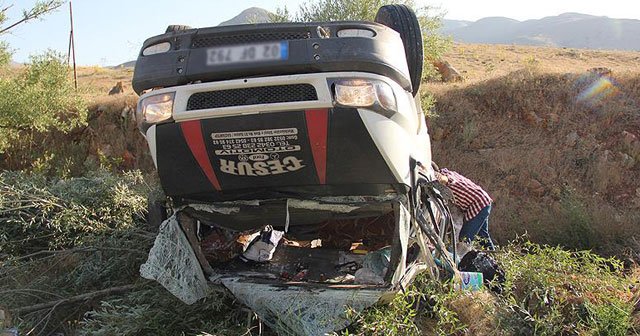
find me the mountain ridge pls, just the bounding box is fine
[112,10,640,68]
[442,13,640,50]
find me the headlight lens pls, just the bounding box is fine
[334,79,396,111]
[337,28,375,38]
[137,92,175,131]
[142,42,171,56]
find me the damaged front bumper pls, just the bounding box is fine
[140,195,433,335]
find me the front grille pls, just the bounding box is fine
[187,84,318,110]
[192,31,311,48]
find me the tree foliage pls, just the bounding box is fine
[0,0,63,35]
[0,51,86,152]
[271,0,450,77]
[0,1,85,153]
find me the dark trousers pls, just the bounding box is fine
[459,204,495,250]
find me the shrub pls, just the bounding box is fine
[496,241,634,335]
[0,170,148,256]
[0,52,87,153]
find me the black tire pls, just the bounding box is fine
[374,4,424,96]
[165,25,192,33]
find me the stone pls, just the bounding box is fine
[588,67,612,77]
[546,113,560,128]
[565,130,579,147]
[108,81,124,95]
[522,110,542,126]
[617,152,636,169]
[527,178,545,197]
[433,60,463,82]
[550,187,562,200]
[431,127,445,141]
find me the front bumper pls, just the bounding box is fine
[132,21,411,94]
[142,72,430,202]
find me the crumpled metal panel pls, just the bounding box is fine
[140,215,211,304]
[221,278,386,336]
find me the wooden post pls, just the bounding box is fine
[69,1,77,90]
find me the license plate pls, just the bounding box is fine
[206,41,288,66]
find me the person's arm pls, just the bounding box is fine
[435,171,449,185]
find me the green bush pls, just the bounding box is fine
[496,241,634,336]
[78,286,244,336]
[0,170,251,336]
[346,241,636,336]
[0,51,86,153]
[0,170,148,256]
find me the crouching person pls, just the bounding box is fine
[432,163,495,250]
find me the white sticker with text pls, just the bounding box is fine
[219,156,305,176]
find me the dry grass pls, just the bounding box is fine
[426,43,640,256]
[446,291,501,335]
[430,43,640,85]
[76,66,135,97]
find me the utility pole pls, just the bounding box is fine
[68,1,78,90]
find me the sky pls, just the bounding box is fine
[2,0,639,66]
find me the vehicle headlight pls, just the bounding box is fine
[136,92,175,132]
[142,42,171,56]
[333,79,396,111]
[337,28,375,38]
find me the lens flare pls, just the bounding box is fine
[576,75,619,106]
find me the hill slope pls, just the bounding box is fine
[426,44,640,253]
[218,7,272,26]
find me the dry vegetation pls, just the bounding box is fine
[425,43,640,256]
[2,43,640,335]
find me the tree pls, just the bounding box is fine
[0,0,64,35]
[270,0,450,79]
[0,1,86,154]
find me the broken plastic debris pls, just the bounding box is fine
[292,269,309,281]
[355,267,385,285]
[355,247,391,285]
[325,274,356,283]
[362,247,391,275]
[458,271,483,291]
[140,214,211,304]
[189,203,239,215]
[240,225,284,262]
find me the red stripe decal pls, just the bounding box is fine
[305,109,329,184]
[180,120,221,191]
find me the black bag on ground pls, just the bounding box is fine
[458,250,506,293]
